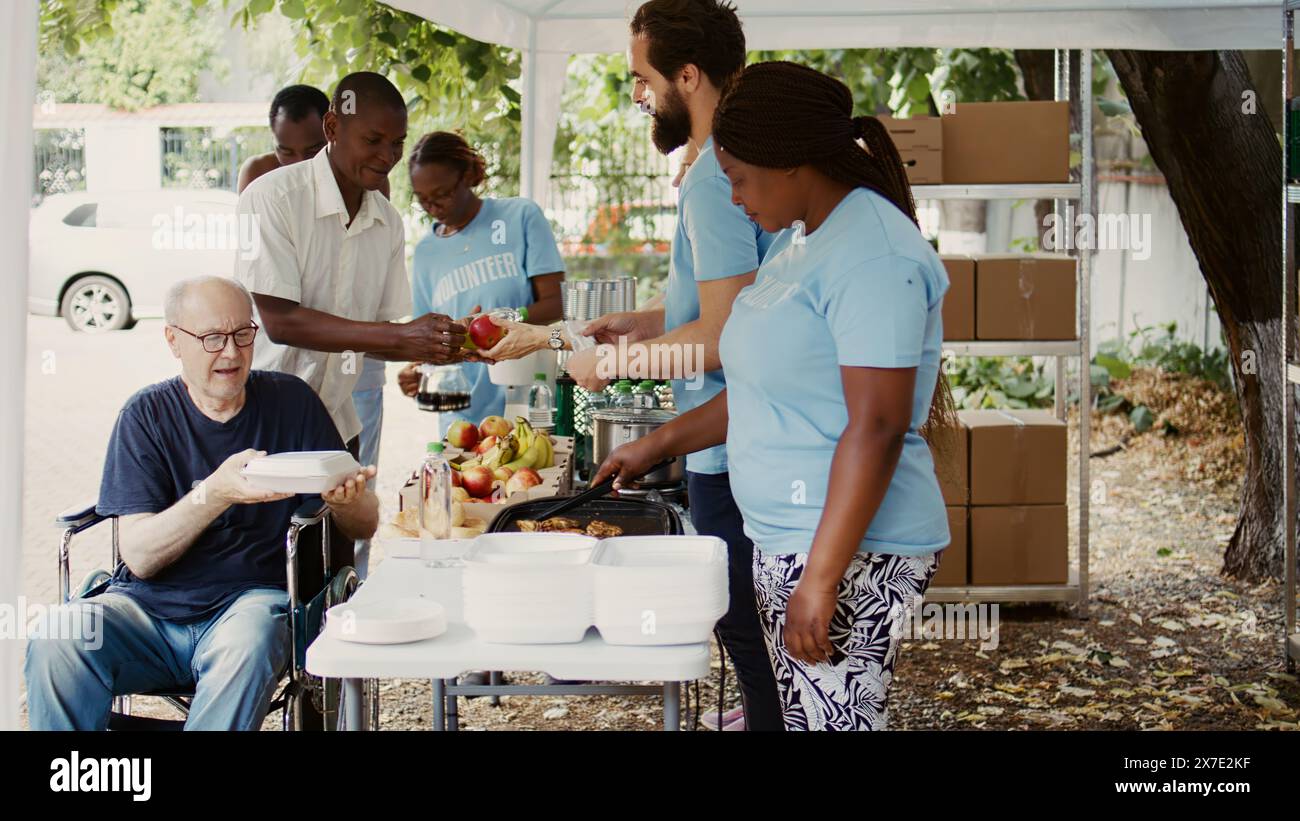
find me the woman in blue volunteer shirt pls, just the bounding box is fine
[397,132,565,435]
[594,62,958,731]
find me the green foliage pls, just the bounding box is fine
[39,0,225,110]
[228,0,524,197]
[1090,321,1230,434]
[946,356,1055,410]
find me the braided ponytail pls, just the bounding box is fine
[713,61,956,447]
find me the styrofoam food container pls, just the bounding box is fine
[242,450,361,494]
[592,536,728,568]
[463,533,597,566]
[420,537,473,565]
[324,598,446,644]
[466,618,592,645]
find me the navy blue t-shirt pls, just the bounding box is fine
[96,371,345,622]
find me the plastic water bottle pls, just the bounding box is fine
[611,380,635,409]
[528,372,554,429]
[419,442,452,560]
[633,380,658,409]
[504,383,530,422]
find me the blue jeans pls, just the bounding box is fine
[352,384,384,579]
[25,587,289,731]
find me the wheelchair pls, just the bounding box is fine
[54,497,379,731]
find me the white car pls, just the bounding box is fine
[29,190,242,332]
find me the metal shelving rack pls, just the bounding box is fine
[920,49,1092,609]
[1282,2,1299,671]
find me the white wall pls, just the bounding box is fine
[82,122,162,192]
[983,180,1223,354]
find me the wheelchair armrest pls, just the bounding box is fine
[56,499,106,532]
[291,498,330,528]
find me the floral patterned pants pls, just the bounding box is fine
[752,550,939,731]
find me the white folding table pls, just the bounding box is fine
[305,544,711,730]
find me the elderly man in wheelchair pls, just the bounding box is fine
[25,275,379,731]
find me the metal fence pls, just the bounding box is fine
[160,126,272,192]
[33,128,87,204]
[543,119,677,259]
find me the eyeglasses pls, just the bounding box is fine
[171,323,259,354]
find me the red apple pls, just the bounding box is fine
[505,467,542,496]
[460,466,494,499]
[473,434,498,456]
[450,469,463,488]
[493,466,514,483]
[478,416,512,439]
[468,314,507,350]
[446,419,479,450]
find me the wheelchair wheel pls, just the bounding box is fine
[320,567,378,730]
[75,569,112,599]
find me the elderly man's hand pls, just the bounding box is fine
[323,466,378,509]
[207,449,296,506]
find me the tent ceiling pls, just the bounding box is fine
[386,0,1280,52]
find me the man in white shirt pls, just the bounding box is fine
[236,72,464,570]
[236,71,464,444]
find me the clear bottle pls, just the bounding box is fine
[419,441,452,555]
[633,380,658,409]
[611,380,635,409]
[528,372,554,428]
[504,383,531,423]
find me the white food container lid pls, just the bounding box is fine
[242,450,359,479]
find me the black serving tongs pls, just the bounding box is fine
[531,458,677,523]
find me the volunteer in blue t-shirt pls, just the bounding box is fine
[396,132,564,437]
[594,62,959,731]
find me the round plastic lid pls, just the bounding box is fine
[590,407,676,424]
[428,442,444,453]
[534,372,547,380]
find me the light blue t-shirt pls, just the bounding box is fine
[665,135,773,474]
[412,197,564,437]
[719,187,950,557]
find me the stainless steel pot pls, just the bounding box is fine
[589,407,685,486]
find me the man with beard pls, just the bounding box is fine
[567,0,781,732]
[235,72,465,571]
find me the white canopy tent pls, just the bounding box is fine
[384,0,1282,205]
[0,0,1284,729]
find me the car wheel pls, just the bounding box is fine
[60,275,132,333]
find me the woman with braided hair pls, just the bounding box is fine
[594,61,956,730]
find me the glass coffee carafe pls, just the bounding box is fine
[416,365,471,412]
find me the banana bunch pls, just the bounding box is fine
[504,416,554,470]
[457,433,518,471]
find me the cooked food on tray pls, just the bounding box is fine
[514,517,624,537]
[585,520,624,538]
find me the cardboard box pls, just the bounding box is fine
[940,255,975,340]
[973,254,1076,340]
[960,409,1067,505]
[941,101,1070,184]
[879,115,943,184]
[929,416,968,505]
[970,504,1068,585]
[933,506,968,587]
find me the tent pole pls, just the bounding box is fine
[520,19,538,200]
[1,0,38,731]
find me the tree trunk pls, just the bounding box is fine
[1107,49,1286,582]
[1014,50,1059,238]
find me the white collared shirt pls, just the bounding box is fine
[234,147,411,442]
